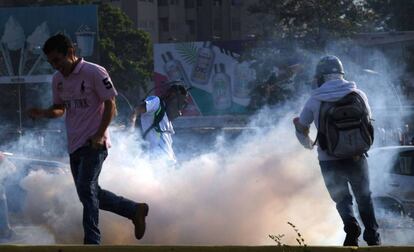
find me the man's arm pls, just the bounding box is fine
[293,100,316,150]
[90,97,116,147]
[28,104,65,119]
[129,103,146,129]
[293,117,314,150]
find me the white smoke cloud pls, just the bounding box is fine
[1,42,413,247]
[10,107,344,245]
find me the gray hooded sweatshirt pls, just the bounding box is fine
[297,78,371,161]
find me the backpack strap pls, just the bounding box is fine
[142,98,167,139]
[314,100,330,149]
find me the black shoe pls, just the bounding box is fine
[343,220,361,246]
[343,234,359,246]
[364,229,381,246]
[132,203,149,240]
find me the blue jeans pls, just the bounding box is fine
[70,145,138,244]
[319,157,380,244]
[319,157,380,245]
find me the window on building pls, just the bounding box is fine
[186,20,195,34]
[231,17,241,31]
[185,0,195,8]
[159,18,169,32]
[213,0,222,6]
[158,0,168,6]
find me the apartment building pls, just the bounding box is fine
[0,0,261,43]
[107,0,260,43]
[159,0,260,42]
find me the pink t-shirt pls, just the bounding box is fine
[52,58,117,154]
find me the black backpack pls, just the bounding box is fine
[316,92,374,158]
[142,85,188,139]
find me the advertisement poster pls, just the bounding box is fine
[0,5,98,84]
[0,5,98,134]
[154,40,258,116]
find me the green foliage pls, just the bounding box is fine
[242,41,312,110]
[365,0,414,31]
[248,0,374,48]
[365,0,414,72]
[243,0,379,108]
[98,3,153,96]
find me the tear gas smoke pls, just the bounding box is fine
[15,110,343,245]
[1,41,413,246]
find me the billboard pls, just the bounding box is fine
[154,40,260,116]
[0,5,98,137]
[0,5,98,84]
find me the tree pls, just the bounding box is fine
[365,0,414,73]
[98,3,153,96]
[247,0,375,48]
[242,0,377,108]
[365,0,414,31]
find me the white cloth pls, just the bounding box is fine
[298,79,372,161]
[140,96,177,163]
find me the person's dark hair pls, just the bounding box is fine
[168,84,188,96]
[42,33,74,55]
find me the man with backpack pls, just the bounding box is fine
[130,84,188,164]
[293,55,381,246]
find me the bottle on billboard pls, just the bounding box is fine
[191,41,215,85]
[212,63,232,111]
[233,61,255,99]
[162,51,191,88]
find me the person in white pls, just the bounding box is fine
[130,94,179,164]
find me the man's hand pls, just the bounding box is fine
[293,116,313,150]
[28,105,65,119]
[90,133,105,149]
[293,117,309,135]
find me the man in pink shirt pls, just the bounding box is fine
[29,34,148,244]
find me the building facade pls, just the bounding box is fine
[157,0,260,42]
[0,0,261,43]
